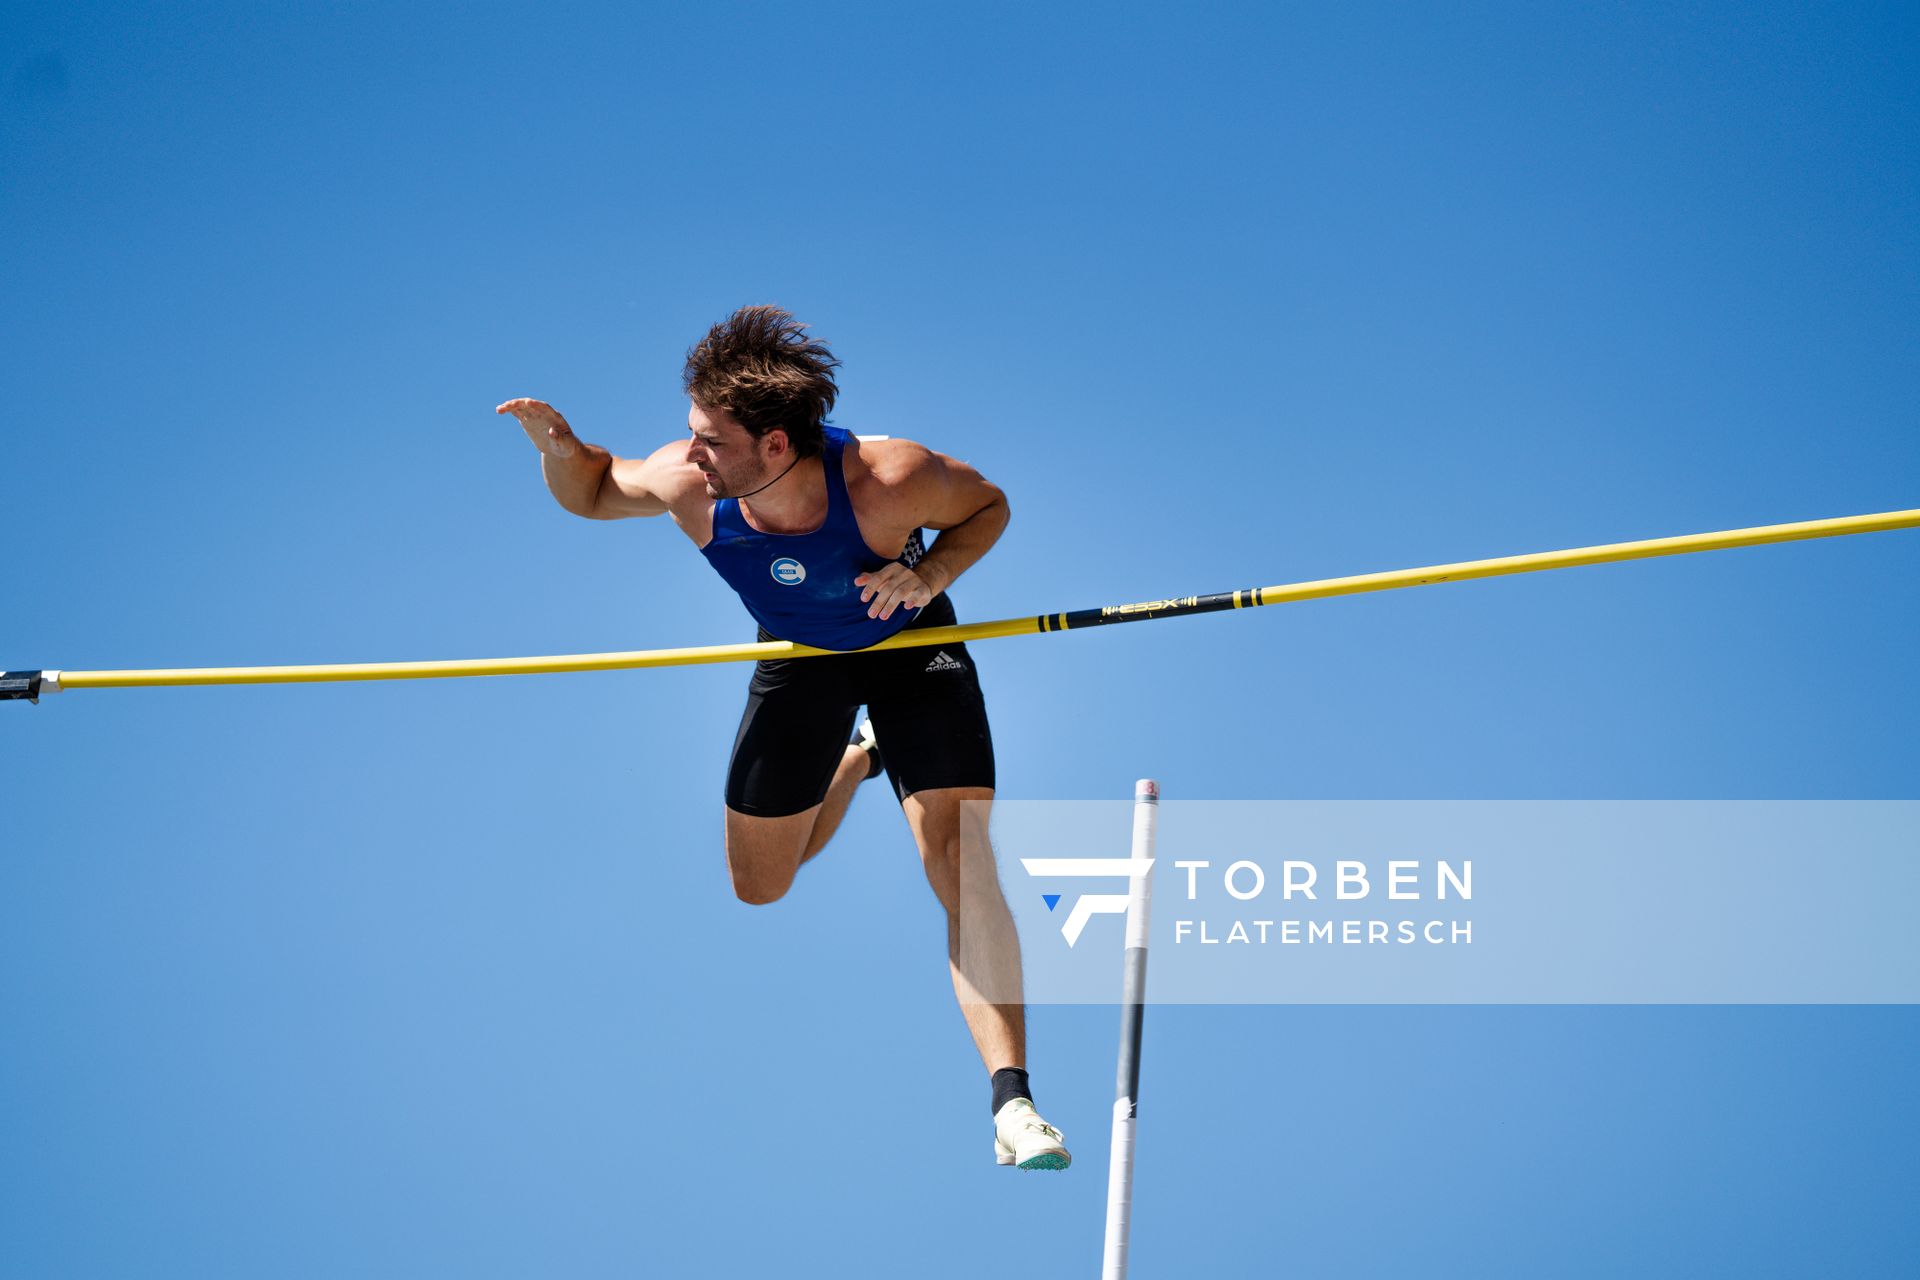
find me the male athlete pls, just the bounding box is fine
[498,305,1069,1170]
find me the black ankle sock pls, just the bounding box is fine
[991,1067,1032,1116]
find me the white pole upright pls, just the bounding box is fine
[1102,779,1158,1279]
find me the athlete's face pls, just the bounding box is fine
[685,403,784,499]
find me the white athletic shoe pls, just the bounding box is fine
[852,717,884,780]
[993,1098,1071,1171]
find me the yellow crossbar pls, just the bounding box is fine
[24,507,1919,694]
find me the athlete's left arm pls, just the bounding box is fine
[855,445,1010,621]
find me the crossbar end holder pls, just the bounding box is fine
[2,671,60,703]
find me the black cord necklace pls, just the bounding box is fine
[730,453,804,500]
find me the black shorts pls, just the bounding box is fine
[725,593,996,817]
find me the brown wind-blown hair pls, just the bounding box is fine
[681,305,842,458]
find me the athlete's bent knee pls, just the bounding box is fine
[732,876,792,906]
[724,823,802,906]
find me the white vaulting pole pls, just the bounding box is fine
[1102,779,1159,1279]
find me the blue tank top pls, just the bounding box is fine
[699,426,928,650]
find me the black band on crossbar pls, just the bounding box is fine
[1047,588,1258,633]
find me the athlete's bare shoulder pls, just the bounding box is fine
[638,439,713,509]
[844,435,1003,533]
[845,435,935,488]
[598,439,697,509]
[598,439,716,546]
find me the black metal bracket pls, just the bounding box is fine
[1,671,45,703]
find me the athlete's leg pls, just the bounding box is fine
[722,739,875,904]
[723,804,817,904]
[724,634,885,904]
[861,601,1013,1063]
[900,786,1026,1073]
[801,740,879,861]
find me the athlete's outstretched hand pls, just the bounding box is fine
[497,398,581,459]
[855,562,934,621]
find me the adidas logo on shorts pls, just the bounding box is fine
[924,650,965,673]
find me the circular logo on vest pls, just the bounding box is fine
[770,557,806,586]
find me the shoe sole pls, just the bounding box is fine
[996,1145,1072,1171]
[1018,1151,1071,1171]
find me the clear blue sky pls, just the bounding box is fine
[4,2,1917,1275]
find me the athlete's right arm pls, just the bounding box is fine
[496,398,678,520]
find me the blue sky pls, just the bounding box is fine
[4,2,1917,1275]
